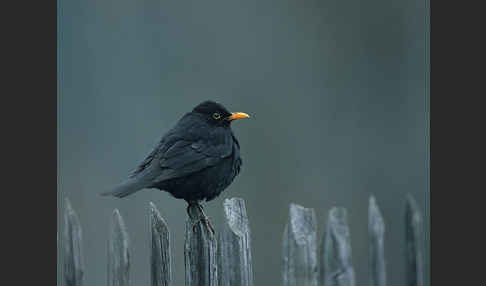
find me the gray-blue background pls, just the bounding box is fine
[57,0,429,285]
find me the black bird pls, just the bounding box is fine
[101,100,249,231]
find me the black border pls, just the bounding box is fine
[3,0,57,284]
[431,0,484,284]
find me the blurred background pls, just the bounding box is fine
[57,0,428,285]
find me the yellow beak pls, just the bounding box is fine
[228,112,250,121]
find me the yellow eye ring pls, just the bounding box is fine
[212,113,221,119]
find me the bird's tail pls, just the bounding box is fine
[100,178,148,198]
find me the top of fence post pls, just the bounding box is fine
[369,196,386,286]
[107,209,130,286]
[405,195,424,286]
[149,202,172,286]
[218,198,253,286]
[184,204,218,286]
[283,203,318,286]
[320,207,355,286]
[64,198,84,286]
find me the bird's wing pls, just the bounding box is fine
[152,138,232,183]
[128,141,162,178]
[128,113,233,183]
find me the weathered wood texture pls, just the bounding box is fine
[184,204,218,286]
[64,198,85,286]
[283,203,318,286]
[107,209,130,286]
[218,198,254,286]
[369,196,386,286]
[150,202,172,286]
[405,195,424,286]
[320,207,355,286]
[60,195,426,286]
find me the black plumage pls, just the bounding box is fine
[101,101,249,205]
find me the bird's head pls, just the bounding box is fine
[192,101,250,127]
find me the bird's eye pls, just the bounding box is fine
[212,112,221,120]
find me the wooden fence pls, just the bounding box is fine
[62,195,425,286]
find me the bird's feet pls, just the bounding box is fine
[193,215,215,235]
[187,203,215,235]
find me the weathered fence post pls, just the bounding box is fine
[283,203,318,286]
[150,202,172,286]
[107,209,130,286]
[405,195,424,286]
[184,204,218,286]
[320,207,355,286]
[369,196,386,286]
[218,198,253,286]
[64,198,84,286]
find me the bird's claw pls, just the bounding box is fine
[187,202,215,235]
[192,215,215,235]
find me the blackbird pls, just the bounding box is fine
[101,100,249,232]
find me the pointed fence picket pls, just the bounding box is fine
[62,194,425,286]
